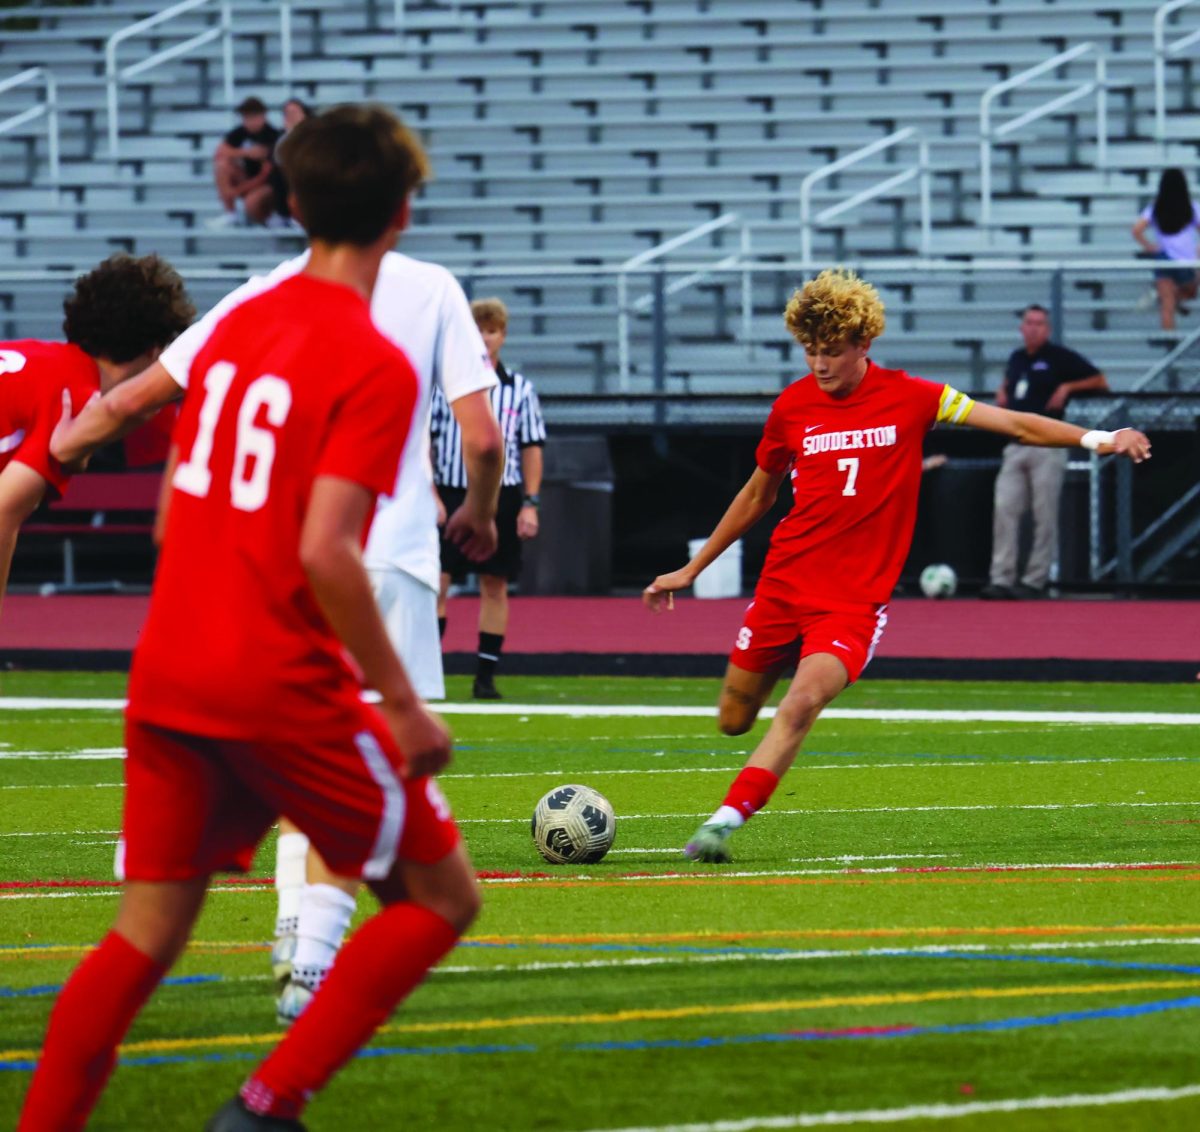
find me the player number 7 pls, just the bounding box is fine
[837,457,859,497]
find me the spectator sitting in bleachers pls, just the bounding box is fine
[1133,168,1200,331]
[267,98,315,230]
[209,96,281,229]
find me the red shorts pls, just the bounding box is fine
[728,595,888,683]
[119,708,459,883]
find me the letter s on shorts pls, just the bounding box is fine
[735,626,753,651]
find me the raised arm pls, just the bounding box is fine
[51,361,181,472]
[965,401,1151,462]
[644,465,788,611]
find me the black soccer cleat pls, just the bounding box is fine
[205,1096,308,1132]
[472,677,502,700]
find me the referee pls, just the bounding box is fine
[434,296,547,699]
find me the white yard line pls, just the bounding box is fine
[3,860,1197,900]
[457,801,1200,823]
[571,1084,1200,1132]
[2,698,1200,726]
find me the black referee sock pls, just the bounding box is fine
[477,632,504,682]
[438,617,447,640]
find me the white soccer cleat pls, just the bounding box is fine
[276,980,314,1026]
[270,933,296,991]
[683,820,735,864]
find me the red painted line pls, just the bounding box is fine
[789,1024,916,1038]
[476,869,551,880]
[0,876,274,891]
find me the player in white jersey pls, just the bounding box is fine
[51,246,504,1024]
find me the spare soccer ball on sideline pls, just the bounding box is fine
[531,784,616,864]
[919,563,958,598]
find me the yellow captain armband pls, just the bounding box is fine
[937,385,976,425]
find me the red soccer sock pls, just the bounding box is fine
[722,766,781,819]
[18,931,165,1132]
[243,902,460,1119]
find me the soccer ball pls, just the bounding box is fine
[919,563,957,598]
[531,784,616,864]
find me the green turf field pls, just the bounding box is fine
[2,672,1199,1131]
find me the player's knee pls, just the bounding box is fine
[717,705,756,736]
[775,686,826,733]
[431,878,481,934]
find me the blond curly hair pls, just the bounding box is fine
[783,267,885,348]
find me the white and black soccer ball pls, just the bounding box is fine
[531,784,616,864]
[919,562,958,598]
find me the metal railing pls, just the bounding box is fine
[1154,0,1200,150]
[799,128,930,263]
[106,0,233,157]
[980,43,1107,229]
[616,213,748,391]
[0,68,59,200]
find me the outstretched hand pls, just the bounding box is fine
[643,568,694,612]
[1112,428,1152,464]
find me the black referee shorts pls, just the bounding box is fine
[438,484,524,582]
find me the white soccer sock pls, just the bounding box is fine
[273,832,309,937]
[710,805,745,829]
[291,882,357,991]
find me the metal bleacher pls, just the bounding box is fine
[3,0,1200,411]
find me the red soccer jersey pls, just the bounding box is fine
[127,273,418,741]
[0,341,100,494]
[755,361,970,608]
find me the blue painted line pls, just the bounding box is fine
[570,995,1200,1054]
[0,974,220,999]
[922,952,1200,977]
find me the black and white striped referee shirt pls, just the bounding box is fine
[431,360,546,489]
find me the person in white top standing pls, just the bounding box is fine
[50,245,504,1026]
[1132,167,1200,330]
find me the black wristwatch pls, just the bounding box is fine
[522,494,540,509]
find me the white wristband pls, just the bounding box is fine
[1080,429,1116,451]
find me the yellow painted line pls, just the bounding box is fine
[4,976,1198,1064]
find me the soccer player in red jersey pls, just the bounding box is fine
[644,269,1152,863]
[18,106,480,1132]
[0,254,193,619]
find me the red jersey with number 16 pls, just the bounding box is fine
[127,273,418,742]
[755,361,973,608]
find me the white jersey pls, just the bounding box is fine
[159,250,497,592]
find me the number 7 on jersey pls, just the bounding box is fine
[837,457,859,497]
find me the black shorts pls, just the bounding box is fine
[439,484,524,582]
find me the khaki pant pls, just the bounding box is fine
[989,443,1067,589]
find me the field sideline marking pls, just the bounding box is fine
[570,1084,1200,1131]
[4,977,1199,1064]
[3,697,1200,726]
[7,925,1199,958]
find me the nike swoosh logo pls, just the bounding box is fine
[805,424,822,433]
[0,428,26,454]
[832,640,851,651]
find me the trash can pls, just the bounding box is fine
[689,539,743,598]
[519,436,613,594]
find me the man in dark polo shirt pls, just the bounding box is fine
[982,304,1108,599]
